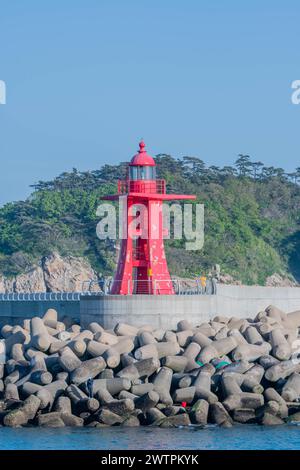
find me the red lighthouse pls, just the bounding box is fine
[103,141,196,295]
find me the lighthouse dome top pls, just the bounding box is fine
[129,140,156,167]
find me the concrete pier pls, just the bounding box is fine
[80,285,300,329]
[0,285,300,329]
[0,298,80,327]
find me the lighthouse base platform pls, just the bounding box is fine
[80,285,300,330]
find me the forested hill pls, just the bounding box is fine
[0,154,299,285]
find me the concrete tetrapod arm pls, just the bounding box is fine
[198,336,238,364]
[94,331,119,346]
[49,340,68,355]
[192,331,212,348]
[1,324,13,338]
[265,305,287,322]
[193,364,218,403]
[55,371,69,382]
[177,320,193,331]
[70,357,106,385]
[4,395,41,427]
[86,340,108,358]
[96,409,124,425]
[210,321,225,334]
[173,386,196,404]
[195,324,215,337]
[210,402,233,427]
[221,360,253,374]
[146,407,166,425]
[242,365,265,394]
[68,340,87,358]
[36,380,68,409]
[96,387,115,405]
[4,365,28,386]
[137,331,157,347]
[221,372,244,398]
[182,342,201,372]
[161,355,188,372]
[21,382,43,397]
[4,331,27,356]
[190,399,209,425]
[42,308,58,327]
[103,398,135,416]
[11,343,28,364]
[92,378,131,396]
[120,353,136,368]
[257,317,281,336]
[102,337,135,369]
[134,391,160,412]
[264,360,300,382]
[58,347,82,373]
[4,383,20,401]
[232,342,271,362]
[30,317,53,352]
[269,328,292,361]
[102,347,121,369]
[37,412,65,427]
[244,326,264,345]
[54,396,72,415]
[282,310,300,329]
[171,373,192,389]
[134,341,180,361]
[118,390,138,401]
[223,392,264,412]
[66,384,100,412]
[30,370,53,386]
[114,323,139,337]
[264,388,288,418]
[281,372,300,402]
[258,355,280,370]
[152,367,173,405]
[163,331,178,343]
[227,329,248,346]
[14,357,49,388]
[131,383,154,396]
[176,330,194,348]
[87,322,104,335]
[117,358,160,380]
[233,408,256,424]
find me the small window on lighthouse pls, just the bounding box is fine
[129,166,138,180]
[130,165,156,180]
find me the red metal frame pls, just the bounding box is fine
[103,141,196,295]
[118,179,166,195]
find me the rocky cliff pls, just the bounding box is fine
[0,252,99,293]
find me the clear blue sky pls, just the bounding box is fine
[0,0,299,205]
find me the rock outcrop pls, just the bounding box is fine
[41,252,99,292]
[266,273,297,288]
[14,267,46,293]
[0,252,100,293]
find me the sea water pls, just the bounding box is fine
[0,424,300,450]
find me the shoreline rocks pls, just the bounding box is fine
[1,305,300,428]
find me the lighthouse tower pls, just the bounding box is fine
[103,141,196,295]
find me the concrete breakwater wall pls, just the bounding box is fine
[80,286,300,329]
[0,299,80,328]
[0,285,300,329]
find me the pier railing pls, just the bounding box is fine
[81,278,217,295]
[0,279,217,300]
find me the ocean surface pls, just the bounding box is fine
[0,424,300,450]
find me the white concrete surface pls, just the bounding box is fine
[80,285,300,329]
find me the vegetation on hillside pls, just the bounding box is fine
[0,154,299,285]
